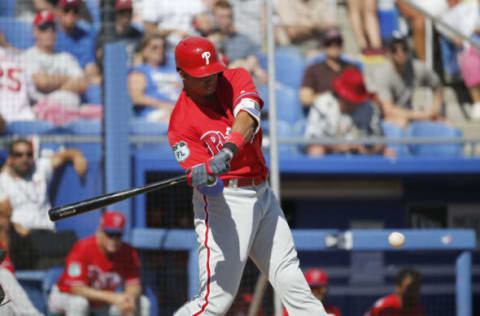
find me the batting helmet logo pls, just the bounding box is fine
[175,37,226,78]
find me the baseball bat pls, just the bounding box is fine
[49,174,187,222]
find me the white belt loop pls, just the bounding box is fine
[230,178,238,188]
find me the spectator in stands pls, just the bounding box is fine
[0,138,87,269]
[15,0,92,23]
[274,0,337,57]
[208,0,267,85]
[142,0,208,45]
[346,0,383,55]
[21,10,88,109]
[365,268,426,316]
[127,35,180,123]
[0,30,19,54]
[228,0,266,46]
[0,243,45,316]
[300,28,359,113]
[305,68,394,157]
[395,0,427,61]
[54,0,98,84]
[374,34,445,128]
[48,211,151,316]
[282,268,341,316]
[0,47,36,131]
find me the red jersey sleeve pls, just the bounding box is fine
[169,125,212,171]
[121,245,141,286]
[62,242,89,288]
[229,68,263,121]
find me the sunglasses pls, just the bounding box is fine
[11,151,33,158]
[38,22,56,31]
[104,231,123,238]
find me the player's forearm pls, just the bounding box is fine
[125,284,142,299]
[0,199,12,218]
[299,87,315,106]
[231,111,257,144]
[70,286,118,304]
[61,76,88,94]
[33,73,70,93]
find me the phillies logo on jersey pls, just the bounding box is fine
[87,265,122,290]
[201,128,231,156]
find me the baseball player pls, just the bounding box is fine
[48,211,150,316]
[0,242,44,316]
[168,36,327,316]
[282,268,341,316]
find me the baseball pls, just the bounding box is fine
[388,232,405,248]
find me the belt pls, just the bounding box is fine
[223,177,265,188]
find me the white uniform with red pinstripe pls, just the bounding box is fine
[169,68,326,315]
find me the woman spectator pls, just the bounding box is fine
[127,35,181,123]
[346,0,383,55]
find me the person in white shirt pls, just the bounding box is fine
[21,10,88,108]
[0,138,87,269]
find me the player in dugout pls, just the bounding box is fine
[48,211,151,316]
[168,36,327,315]
[364,268,426,316]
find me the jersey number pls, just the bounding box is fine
[0,67,22,92]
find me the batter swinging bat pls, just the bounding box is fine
[49,174,187,221]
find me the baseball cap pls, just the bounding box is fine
[323,27,343,45]
[33,10,56,27]
[386,31,409,51]
[58,0,80,8]
[333,68,372,104]
[116,0,133,10]
[305,268,328,287]
[100,211,126,233]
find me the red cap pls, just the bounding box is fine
[116,0,133,10]
[100,211,126,233]
[175,36,226,78]
[333,68,372,104]
[305,268,328,287]
[58,0,80,8]
[34,10,55,26]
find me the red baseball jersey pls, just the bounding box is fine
[282,304,341,316]
[0,242,14,274]
[168,68,268,180]
[57,236,140,296]
[365,294,426,316]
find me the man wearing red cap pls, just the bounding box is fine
[305,67,394,157]
[282,269,341,316]
[48,211,150,316]
[21,10,88,108]
[169,36,327,316]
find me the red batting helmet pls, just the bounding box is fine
[305,268,328,287]
[175,37,226,78]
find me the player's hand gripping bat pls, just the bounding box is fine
[49,174,187,221]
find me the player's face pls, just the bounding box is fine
[311,286,327,301]
[100,230,123,253]
[182,72,219,97]
[59,6,79,30]
[34,23,56,50]
[8,142,34,177]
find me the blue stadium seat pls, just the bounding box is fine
[258,46,306,89]
[130,118,168,136]
[257,85,304,124]
[381,120,409,157]
[404,121,464,157]
[64,119,101,135]
[83,83,102,104]
[0,0,15,17]
[84,0,101,31]
[6,120,57,135]
[262,120,300,155]
[377,1,400,41]
[0,17,34,49]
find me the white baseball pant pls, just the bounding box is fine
[174,181,327,316]
[48,286,150,316]
[0,268,44,316]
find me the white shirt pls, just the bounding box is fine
[0,157,55,230]
[0,49,35,122]
[142,0,205,45]
[20,47,84,102]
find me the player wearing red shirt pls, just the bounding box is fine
[48,211,150,316]
[365,268,426,316]
[169,36,326,316]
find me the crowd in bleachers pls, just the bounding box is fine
[0,0,479,314]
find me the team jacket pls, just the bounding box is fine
[168,68,268,181]
[365,293,427,316]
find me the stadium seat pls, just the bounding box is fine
[381,120,409,157]
[130,118,168,136]
[257,84,304,124]
[6,120,57,135]
[262,120,301,156]
[84,0,101,32]
[0,17,34,49]
[258,46,306,89]
[83,83,102,105]
[377,0,400,41]
[64,119,101,135]
[404,121,464,157]
[0,0,15,17]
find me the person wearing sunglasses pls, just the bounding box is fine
[0,138,87,270]
[48,211,151,316]
[20,10,88,109]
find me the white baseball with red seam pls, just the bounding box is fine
[388,231,405,248]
